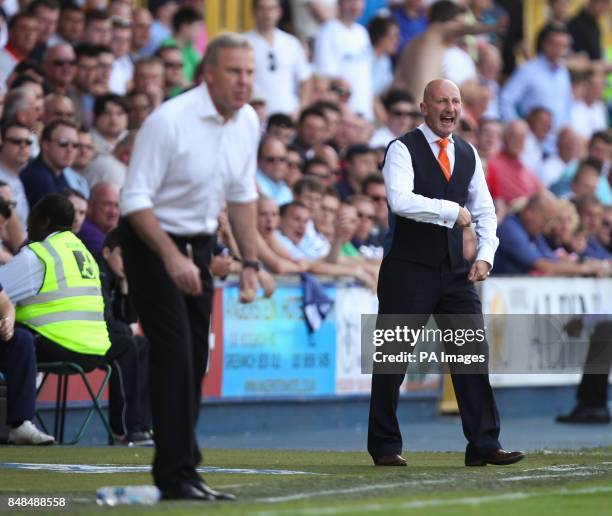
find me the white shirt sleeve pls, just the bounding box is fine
[0,247,44,303]
[382,140,460,228]
[294,38,312,84]
[120,112,174,216]
[226,110,259,204]
[313,23,340,77]
[466,144,499,267]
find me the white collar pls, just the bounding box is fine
[418,123,454,145]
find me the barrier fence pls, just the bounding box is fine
[37,276,612,405]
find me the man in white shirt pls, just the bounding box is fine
[521,106,553,174]
[109,19,134,95]
[120,33,260,502]
[539,127,582,187]
[313,0,374,120]
[244,0,312,116]
[369,78,525,468]
[570,68,608,139]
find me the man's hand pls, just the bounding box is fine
[455,207,472,228]
[164,252,202,295]
[239,266,260,303]
[468,260,490,282]
[0,315,15,341]
[210,255,233,278]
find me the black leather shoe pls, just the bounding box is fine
[160,482,214,501]
[190,478,236,501]
[556,406,610,424]
[465,449,525,467]
[373,454,407,466]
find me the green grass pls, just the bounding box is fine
[1,447,611,515]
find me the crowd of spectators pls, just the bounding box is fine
[0,0,609,289]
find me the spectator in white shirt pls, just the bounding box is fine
[477,43,502,119]
[367,13,399,97]
[109,19,134,95]
[539,127,583,187]
[244,0,312,116]
[571,68,608,139]
[521,106,553,173]
[313,0,374,120]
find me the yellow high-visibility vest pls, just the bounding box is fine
[16,231,111,356]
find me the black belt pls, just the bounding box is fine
[169,233,214,245]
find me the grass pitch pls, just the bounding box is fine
[1,447,611,515]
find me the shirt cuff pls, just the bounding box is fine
[476,246,496,270]
[120,194,154,217]
[439,200,460,228]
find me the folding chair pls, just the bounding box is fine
[35,362,115,445]
[0,372,8,443]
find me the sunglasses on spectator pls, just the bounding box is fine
[391,109,421,118]
[268,51,276,72]
[305,172,332,180]
[358,212,376,221]
[52,59,76,67]
[331,85,351,97]
[369,195,386,202]
[164,61,183,69]
[263,156,287,164]
[76,143,95,151]
[5,137,33,147]
[54,139,79,149]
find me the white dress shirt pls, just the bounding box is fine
[313,19,374,120]
[121,83,260,236]
[0,242,47,303]
[243,28,311,115]
[382,123,499,266]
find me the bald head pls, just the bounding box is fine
[522,188,558,236]
[421,79,462,138]
[89,182,120,234]
[502,119,528,158]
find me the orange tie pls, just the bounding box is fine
[437,138,451,181]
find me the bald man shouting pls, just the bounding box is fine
[368,79,525,467]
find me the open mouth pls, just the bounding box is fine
[440,115,455,126]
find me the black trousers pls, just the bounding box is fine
[368,256,501,460]
[107,334,151,436]
[0,327,37,426]
[122,225,213,489]
[576,321,612,408]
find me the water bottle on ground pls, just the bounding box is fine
[96,485,160,506]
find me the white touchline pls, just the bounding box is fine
[254,486,612,516]
[256,480,448,503]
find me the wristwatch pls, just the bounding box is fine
[242,259,261,271]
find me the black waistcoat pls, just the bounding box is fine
[384,129,475,269]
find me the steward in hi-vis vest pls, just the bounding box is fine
[16,230,110,355]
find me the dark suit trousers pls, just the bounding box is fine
[576,321,612,408]
[122,227,213,489]
[368,256,501,460]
